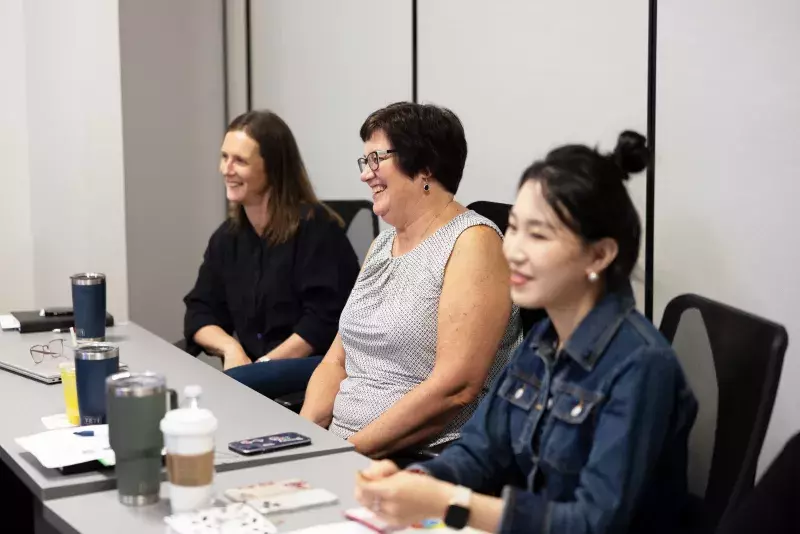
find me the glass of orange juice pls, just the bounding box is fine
[59,362,80,425]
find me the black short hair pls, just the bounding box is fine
[359,102,468,194]
[519,131,650,291]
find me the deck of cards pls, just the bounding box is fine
[247,488,339,515]
[224,478,312,502]
[165,503,277,534]
[165,479,340,534]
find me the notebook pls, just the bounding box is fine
[9,310,114,334]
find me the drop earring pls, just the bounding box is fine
[588,271,599,282]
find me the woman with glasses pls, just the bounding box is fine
[352,132,697,534]
[301,102,522,459]
[183,110,360,399]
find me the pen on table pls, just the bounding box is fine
[73,430,95,437]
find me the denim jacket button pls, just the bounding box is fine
[571,404,583,417]
[547,398,554,410]
[514,387,525,400]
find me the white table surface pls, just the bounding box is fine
[0,323,353,500]
[44,451,372,534]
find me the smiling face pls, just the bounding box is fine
[504,180,615,310]
[220,130,268,204]
[360,130,421,227]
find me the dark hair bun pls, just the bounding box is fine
[611,130,650,178]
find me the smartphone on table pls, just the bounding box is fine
[228,432,311,456]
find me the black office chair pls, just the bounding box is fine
[467,201,547,334]
[274,200,379,413]
[323,200,379,265]
[659,294,787,531]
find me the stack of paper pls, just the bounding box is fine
[16,425,115,469]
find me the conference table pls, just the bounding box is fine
[0,322,356,532]
[44,451,372,534]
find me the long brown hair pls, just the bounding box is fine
[226,110,342,244]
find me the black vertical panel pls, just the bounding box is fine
[221,0,229,124]
[645,0,657,320]
[222,0,231,212]
[412,0,418,103]
[245,0,253,111]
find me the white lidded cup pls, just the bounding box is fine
[159,404,218,513]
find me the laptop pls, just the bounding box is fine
[0,349,74,384]
[0,333,127,384]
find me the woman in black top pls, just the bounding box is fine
[184,110,359,399]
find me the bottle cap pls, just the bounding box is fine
[184,384,202,399]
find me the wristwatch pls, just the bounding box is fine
[444,485,472,530]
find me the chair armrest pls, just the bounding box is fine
[388,440,455,468]
[173,337,206,357]
[413,449,441,461]
[275,390,306,413]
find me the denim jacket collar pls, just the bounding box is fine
[528,283,636,372]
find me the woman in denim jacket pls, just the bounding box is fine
[355,131,698,534]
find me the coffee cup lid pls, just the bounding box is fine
[160,407,217,437]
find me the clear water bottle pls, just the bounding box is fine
[182,384,202,409]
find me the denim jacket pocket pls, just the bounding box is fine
[497,372,542,410]
[541,384,604,474]
[497,372,543,454]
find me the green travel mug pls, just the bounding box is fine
[106,372,177,505]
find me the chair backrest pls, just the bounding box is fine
[466,201,547,335]
[467,201,513,234]
[323,200,380,264]
[659,293,787,526]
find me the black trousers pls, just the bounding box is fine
[717,432,800,534]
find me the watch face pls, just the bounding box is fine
[444,504,470,530]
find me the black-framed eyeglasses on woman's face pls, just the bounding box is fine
[30,338,66,365]
[357,149,397,173]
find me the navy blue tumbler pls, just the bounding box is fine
[74,343,119,425]
[71,272,106,341]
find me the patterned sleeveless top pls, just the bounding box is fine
[329,210,522,446]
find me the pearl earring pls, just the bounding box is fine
[423,181,430,192]
[588,271,599,282]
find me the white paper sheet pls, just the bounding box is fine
[15,425,115,468]
[41,413,78,430]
